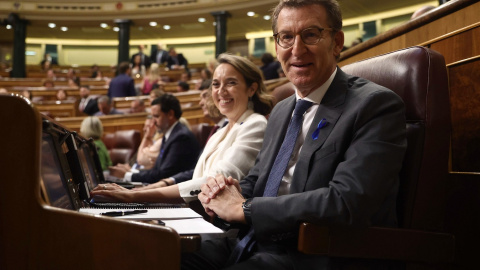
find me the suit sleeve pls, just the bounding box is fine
[251,89,407,242]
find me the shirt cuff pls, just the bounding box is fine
[124,172,134,182]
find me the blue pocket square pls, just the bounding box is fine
[312,118,328,140]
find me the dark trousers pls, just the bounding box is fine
[181,237,296,270]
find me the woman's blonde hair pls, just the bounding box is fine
[208,53,273,117]
[80,116,104,140]
[148,63,161,81]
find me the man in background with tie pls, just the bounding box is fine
[78,85,99,116]
[152,42,169,66]
[110,94,200,184]
[184,0,407,269]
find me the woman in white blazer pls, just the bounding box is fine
[91,53,274,203]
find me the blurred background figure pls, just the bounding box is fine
[177,81,190,92]
[411,5,436,20]
[94,95,124,116]
[140,63,161,95]
[55,89,68,101]
[78,85,99,116]
[80,116,112,171]
[166,47,188,70]
[130,99,146,113]
[260,52,281,80]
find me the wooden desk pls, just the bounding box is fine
[0,94,191,269]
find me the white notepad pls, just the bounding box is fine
[79,208,201,220]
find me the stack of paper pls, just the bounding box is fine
[79,208,224,234]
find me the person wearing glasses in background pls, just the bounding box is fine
[183,0,407,269]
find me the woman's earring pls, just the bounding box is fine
[247,96,254,110]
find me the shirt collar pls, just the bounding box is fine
[163,121,178,141]
[295,67,337,104]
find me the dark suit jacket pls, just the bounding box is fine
[107,73,136,98]
[131,52,151,68]
[151,49,169,65]
[82,97,99,116]
[166,54,188,70]
[239,68,407,268]
[132,122,200,183]
[170,169,194,184]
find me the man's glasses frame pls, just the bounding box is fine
[273,26,334,49]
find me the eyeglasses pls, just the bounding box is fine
[273,27,334,49]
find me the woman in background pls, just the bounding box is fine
[80,116,112,171]
[141,63,161,95]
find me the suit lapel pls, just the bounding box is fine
[290,69,348,193]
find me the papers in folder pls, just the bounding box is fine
[79,208,224,234]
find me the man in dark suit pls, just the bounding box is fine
[155,89,226,186]
[78,85,99,116]
[184,0,407,269]
[107,61,136,98]
[131,45,151,68]
[166,47,188,70]
[117,94,200,184]
[151,42,169,65]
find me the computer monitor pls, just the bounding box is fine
[40,130,78,210]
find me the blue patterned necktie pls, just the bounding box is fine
[226,99,313,266]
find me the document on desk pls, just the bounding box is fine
[164,218,224,234]
[79,208,201,220]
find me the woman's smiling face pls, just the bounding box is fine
[211,63,255,122]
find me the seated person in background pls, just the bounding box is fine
[129,99,146,113]
[46,69,56,80]
[196,68,213,90]
[131,54,146,79]
[180,70,192,82]
[42,79,55,88]
[91,53,273,204]
[94,95,124,116]
[260,52,281,80]
[104,94,200,184]
[177,81,190,92]
[90,64,99,78]
[21,90,32,100]
[166,47,189,70]
[151,88,226,186]
[78,85,99,116]
[80,116,112,171]
[55,89,68,101]
[108,61,136,98]
[141,63,161,95]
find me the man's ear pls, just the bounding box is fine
[333,30,345,58]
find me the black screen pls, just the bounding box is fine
[40,132,75,210]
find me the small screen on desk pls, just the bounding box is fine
[77,144,100,190]
[40,132,74,210]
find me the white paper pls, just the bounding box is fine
[79,208,201,220]
[164,218,225,234]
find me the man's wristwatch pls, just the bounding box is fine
[242,198,253,225]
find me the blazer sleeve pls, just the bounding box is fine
[178,114,267,201]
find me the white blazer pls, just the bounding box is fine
[178,109,267,202]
